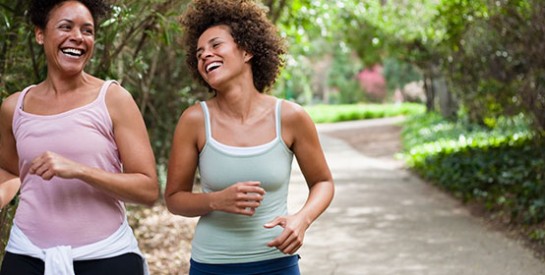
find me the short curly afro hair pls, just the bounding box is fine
[180,0,287,93]
[29,0,110,29]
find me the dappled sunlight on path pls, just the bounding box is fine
[288,118,545,275]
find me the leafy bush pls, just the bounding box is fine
[0,199,18,261]
[401,113,545,225]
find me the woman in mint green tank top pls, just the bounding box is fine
[165,1,335,274]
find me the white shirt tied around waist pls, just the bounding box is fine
[6,219,149,275]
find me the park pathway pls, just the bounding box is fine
[287,117,545,275]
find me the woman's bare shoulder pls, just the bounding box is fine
[180,102,205,120]
[173,102,206,148]
[104,82,133,103]
[175,101,207,134]
[280,99,311,123]
[0,92,22,115]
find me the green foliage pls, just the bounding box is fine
[383,58,421,92]
[0,0,42,95]
[327,45,365,104]
[530,229,545,245]
[334,0,544,136]
[0,199,17,261]
[274,54,314,104]
[340,0,445,66]
[274,1,358,104]
[433,0,545,132]
[401,113,545,226]
[305,102,425,123]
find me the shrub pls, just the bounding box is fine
[401,113,545,225]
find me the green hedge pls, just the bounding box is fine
[401,113,545,226]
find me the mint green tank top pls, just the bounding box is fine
[192,99,294,264]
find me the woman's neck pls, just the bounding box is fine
[44,71,94,95]
[214,84,263,123]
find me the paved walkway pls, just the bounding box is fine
[287,117,545,275]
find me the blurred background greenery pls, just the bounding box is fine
[1,0,544,261]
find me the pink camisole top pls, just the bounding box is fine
[12,80,125,249]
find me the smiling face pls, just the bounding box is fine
[35,1,95,77]
[196,25,253,90]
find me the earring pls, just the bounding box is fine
[38,41,43,45]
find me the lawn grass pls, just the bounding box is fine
[305,102,425,123]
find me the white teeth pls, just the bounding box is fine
[206,62,222,73]
[62,48,83,56]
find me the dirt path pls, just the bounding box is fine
[288,117,545,275]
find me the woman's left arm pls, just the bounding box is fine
[265,101,334,254]
[29,84,159,206]
[92,84,159,205]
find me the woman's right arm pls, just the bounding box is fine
[0,94,21,208]
[0,174,19,209]
[164,104,264,217]
[164,104,205,217]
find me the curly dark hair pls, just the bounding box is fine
[29,0,111,29]
[180,0,287,93]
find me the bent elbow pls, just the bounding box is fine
[139,179,160,207]
[164,194,198,217]
[143,192,159,207]
[147,183,161,206]
[164,194,179,215]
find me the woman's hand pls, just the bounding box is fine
[211,181,266,216]
[264,101,334,255]
[264,213,310,254]
[29,151,82,180]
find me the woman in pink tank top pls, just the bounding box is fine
[0,1,158,274]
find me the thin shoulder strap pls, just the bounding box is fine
[15,85,36,111]
[275,99,283,139]
[199,101,212,140]
[98,80,118,101]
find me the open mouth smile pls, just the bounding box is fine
[61,48,85,57]
[206,62,222,73]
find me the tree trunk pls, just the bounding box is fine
[423,71,435,112]
[434,74,457,120]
